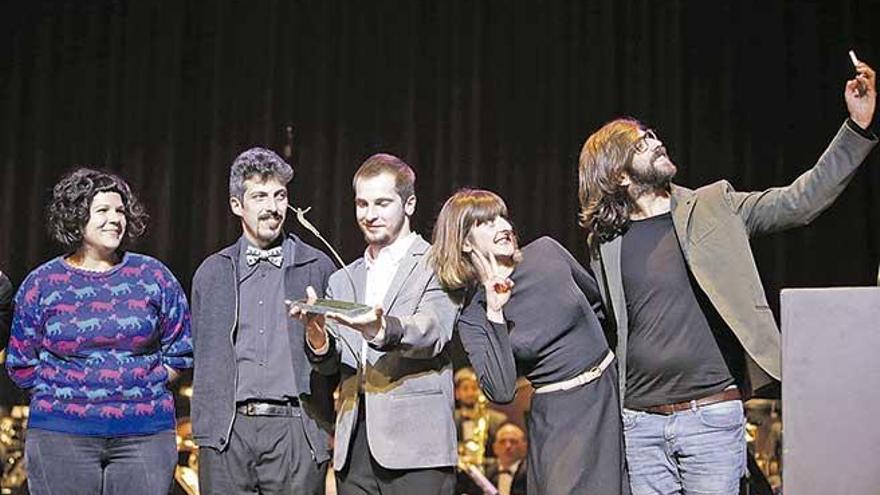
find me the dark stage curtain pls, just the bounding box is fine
[2,0,879,313]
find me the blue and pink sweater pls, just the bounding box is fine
[6,252,193,436]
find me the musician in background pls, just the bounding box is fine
[485,424,527,495]
[454,367,507,460]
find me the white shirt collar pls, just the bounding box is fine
[364,232,418,269]
[500,459,522,474]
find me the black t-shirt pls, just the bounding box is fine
[621,212,744,409]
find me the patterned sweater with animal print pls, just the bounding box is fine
[6,252,193,436]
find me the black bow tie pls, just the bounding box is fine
[246,246,283,267]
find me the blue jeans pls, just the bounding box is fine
[622,400,746,495]
[25,428,177,495]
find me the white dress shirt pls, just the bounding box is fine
[359,231,417,355]
[309,232,417,356]
[497,459,521,495]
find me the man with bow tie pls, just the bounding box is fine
[191,147,337,495]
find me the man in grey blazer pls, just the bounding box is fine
[294,153,459,495]
[577,62,876,495]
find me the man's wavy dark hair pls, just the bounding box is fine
[47,168,148,249]
[229,147,294,199]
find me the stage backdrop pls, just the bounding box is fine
[2,0,879,316]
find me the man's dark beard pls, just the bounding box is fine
[627,150,675,197]
[257,213,285,247]
[628,175,672,199]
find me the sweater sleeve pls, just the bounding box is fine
[157,264,193,370]
[6,272,43,389]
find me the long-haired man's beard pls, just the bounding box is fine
[627,149,675,196]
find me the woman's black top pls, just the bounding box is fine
[457,237,610,403]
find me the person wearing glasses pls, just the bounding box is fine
[577,62,876,494]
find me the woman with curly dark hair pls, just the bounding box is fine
[5,168,193,495]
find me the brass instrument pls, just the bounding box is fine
[0,407,28,494]
[174,429,199,495]
[457,393,498,494]
[458,392,490,472]
[174,390,199,495]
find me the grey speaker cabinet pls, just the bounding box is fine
[781,287,880,494]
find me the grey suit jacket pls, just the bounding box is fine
[306,235,460,471]
[592,121,877,403]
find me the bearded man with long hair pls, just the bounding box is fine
[577,62,877,495]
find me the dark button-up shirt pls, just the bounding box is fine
[235,238,298,402]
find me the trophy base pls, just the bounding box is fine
[293,298,372,317]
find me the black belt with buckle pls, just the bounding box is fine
[236,398,300,417]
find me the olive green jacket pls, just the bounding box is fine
[592,121,877,402]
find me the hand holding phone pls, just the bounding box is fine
[844,49,876,130]
[849,50,868,97]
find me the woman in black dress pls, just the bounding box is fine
[431,189,628,495]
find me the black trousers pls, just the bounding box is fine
[336,405,455,495]
[199,411,326,495]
